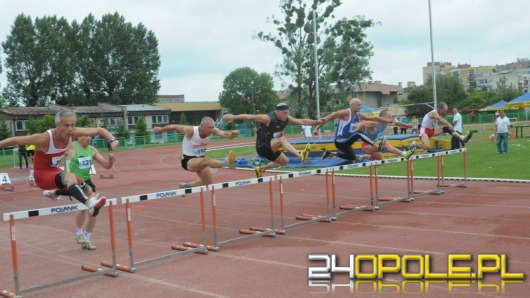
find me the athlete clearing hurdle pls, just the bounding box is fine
[314,98,392,162]
[416,102,475,152]
[345,109,416,161]
[223,103,326,178]
[43,134,115,250]
[0,110,118,217]
[152,116,237,189]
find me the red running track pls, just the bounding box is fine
[0,141,528,297]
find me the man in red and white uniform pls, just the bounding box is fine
[417,102,474,151]
[0,110,119,216]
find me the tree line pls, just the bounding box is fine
[0,12,161,108]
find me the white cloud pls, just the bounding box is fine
[1,0,529,103]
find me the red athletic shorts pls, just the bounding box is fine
[419,127,435,138]
[34,168,83,190]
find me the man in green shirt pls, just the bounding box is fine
[44,135,115,250]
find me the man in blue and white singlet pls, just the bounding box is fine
[153,117,238,189]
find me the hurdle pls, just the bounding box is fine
[334,160,382,214]
[437,148,468,192]
[208,176,277,249]
[2,200,119,297]
[275,168,336,231]
[371,156,415,208]
[113,186,209,273]
[407,149,467,199]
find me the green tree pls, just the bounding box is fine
[435,73,466,108]
[1,13,161,106]
[1,14,47,106]
[76,115,92,127]
[85,13,161,104]
[460,90,494,112]
[27,114,55,133]
[134,116,148,137]
[256,0,375,118]
[0,116,12,140]
[115,119,130,139]
[219,67,278,115]
[407,74,466,116]
[406,84,433,117]
[178,112,189,125]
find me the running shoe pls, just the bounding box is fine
[82,241,97,250]
[377,135,388,152]
[179,182,191,189]
[76,234,86,244]
[405,147,416,160]
[300,143,311,163]
[87,194,106,217]
[226,150,236,169]
[321,150,332,160]
[463,130,477,143]
[253,158,263,178]
[43,190,59,201]
[254,166,263,178]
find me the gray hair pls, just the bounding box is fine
[379,108,390,117]
[55,109,76,125]
[200,116,214,125]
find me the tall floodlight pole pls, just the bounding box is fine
[313,10,321,138]
[429,0,438,108]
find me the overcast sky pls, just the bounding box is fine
[1,0,529,102]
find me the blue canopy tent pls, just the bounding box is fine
[360,105,381,116]
[506,92,530,109]
[480,100,512,111]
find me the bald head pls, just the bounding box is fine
[349,98,362,112]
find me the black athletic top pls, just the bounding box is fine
[256,111,288,147]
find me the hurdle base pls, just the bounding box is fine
[81,264,117,277]
[99,174,114,179]
[0,185,15,192]
[378,196,411,202]
[412,189,441,195]
[183,242,217,252]
[339,204,365,210]
[0,289,15,298]
[250,226,285,235]
[100,260,136,273]
[296,214,329,222]
[239,229,275,237]
[28,181,37,187]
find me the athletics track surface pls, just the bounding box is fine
[0,139,528,297]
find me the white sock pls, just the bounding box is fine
[84,232,92,242]
[76,228,83,236]
[460,135,465,140]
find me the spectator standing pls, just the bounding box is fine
[494,110,511,154]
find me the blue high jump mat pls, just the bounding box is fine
[234,156,351,169]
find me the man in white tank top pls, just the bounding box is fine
[153,116,238,189]
[417,102,475,151]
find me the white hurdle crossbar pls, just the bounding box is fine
[2,200,119,297]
